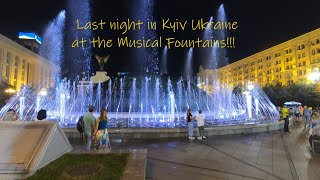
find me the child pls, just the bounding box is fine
[195,110,206,139]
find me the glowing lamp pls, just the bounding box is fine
[5,88,16,94]
[308,72,320,81]
[39,88,48,96]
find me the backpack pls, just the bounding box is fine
[77,116,85,133]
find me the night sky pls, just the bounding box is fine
[1,0,320,77]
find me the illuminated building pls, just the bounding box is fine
[198,28,320,88]
[0,34,58,91]
[18,32,42,53]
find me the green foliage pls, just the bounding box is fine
[0,82,13,108]
[262,82,320,107]
[233,84,244,97]
[27,153,130,180]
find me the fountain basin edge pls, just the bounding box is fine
[63,121,284,139]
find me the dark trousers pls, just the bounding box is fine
[284,116,289,132]
[309,135,320,147]
[198,126,204,137]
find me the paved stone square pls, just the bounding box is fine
[71,126,320,180]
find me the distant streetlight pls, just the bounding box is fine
[243,91,250,95]
[5,88,16,94]
[247,83,254,91]
[39,88,48,96]
[308,69,320,82]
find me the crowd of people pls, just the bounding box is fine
[1,104,319,152]
[281,104,320,151]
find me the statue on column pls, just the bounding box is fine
[90,54,111,83]
[95,54,110,71]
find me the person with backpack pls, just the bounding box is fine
[83,106,96,151]
[77,116,85,147]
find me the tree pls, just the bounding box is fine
[0,82,13,108]
[262,82,320,108]
[233,84,244,98]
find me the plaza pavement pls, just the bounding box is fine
[70,126,320,180]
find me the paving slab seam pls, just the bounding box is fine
[272,133,274,176]
[168,166,262,180]
[198,140,285,180]
[147,156,265,180]
[282,132,300,180]
[280,133,307,180]
[244,134,261,165]
[256,134,268,168]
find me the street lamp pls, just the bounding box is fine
[307,68,320,82]
[243,90,252,119]
[5,88,16,94]
[39,88,48,96]
[244,82,256,119]
[247,82,254,91]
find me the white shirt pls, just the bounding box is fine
[312,124,320,136]
[195,114,205,127]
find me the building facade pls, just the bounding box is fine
[0,34,58,91]
[196,65,218,93]
[198,28,320,88]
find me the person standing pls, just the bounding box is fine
[299,105,304,122]
[83,106,96,151]
[311,113,320,128]
[35,109,47,121]
[93,109,111,150]
[195,110,206,139]
[2,109,18,121]
[309,123,320,150]
[294,106,300,127]
[304,105,312,128]
[186,109,194,139]
[282,105,290,132]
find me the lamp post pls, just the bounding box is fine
[19,86,26,120]
[243,90,252,119]
[39,88,48,96]
[307,68,320,82]
[243,82,255,119]
[4,88,16,94]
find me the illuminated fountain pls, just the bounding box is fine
[0,75,279,128]
[160,46,168,75]
[0,3,280,128]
